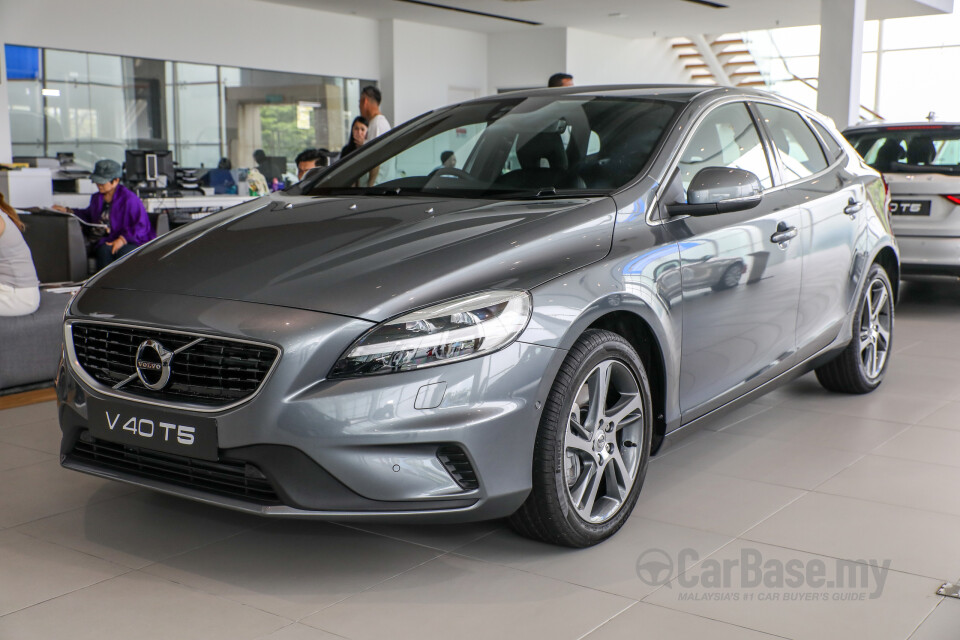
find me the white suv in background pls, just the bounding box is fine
[844,122,960,277]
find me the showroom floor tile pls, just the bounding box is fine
[141,520,443,620]
[816,454,960,517]
[1,279,959,639]
[455,516,732,600]
[642,540,943,640]
[301,553,635,640]
[742,492,960,580]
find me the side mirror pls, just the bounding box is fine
[667,167,763,217]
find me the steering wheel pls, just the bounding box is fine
[430,167,472,180]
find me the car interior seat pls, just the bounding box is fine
[497,131,585,190]
[875,139,906,171]
[906,136,936,165]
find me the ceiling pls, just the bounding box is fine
[259,0,953,37]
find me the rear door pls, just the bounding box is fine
[660,102,803,419]
[754,103,863,355]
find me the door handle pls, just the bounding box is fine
[770,222,798,246]
[844,198,863,216]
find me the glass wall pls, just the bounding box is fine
[745,10,960,123]
[4,44,373,176]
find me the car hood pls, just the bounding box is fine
[90,193,617,321]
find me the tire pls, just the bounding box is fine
[509,329,652,547]
[815,263,894,394]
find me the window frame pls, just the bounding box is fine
[674,101,776,194]
[749,101,840,187]
[651,98,779,223]
[807,118,846,162]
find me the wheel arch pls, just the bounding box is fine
[586,310,669,453]
[873,245,900,301]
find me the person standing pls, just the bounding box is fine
[0,191,40,316]
[359,86,392,184]
[52,159,155,271]
[548,73,574,87]
[338,116,369,160]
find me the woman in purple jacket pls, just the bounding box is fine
[53,159,155,270]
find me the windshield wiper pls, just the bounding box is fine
[487,188,610,199]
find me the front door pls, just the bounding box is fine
[660,102,803,419]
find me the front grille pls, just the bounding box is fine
[437,445,479,491]
[70,432,282,505]
[71,323,278,408]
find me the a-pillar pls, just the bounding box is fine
[816,0,866,128]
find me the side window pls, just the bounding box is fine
[811,120,844,161]
[677,103,773,193]
[586,131,601,155]
[756,104,829,182]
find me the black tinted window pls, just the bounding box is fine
[844,126,960,175]
[756,104,829,181]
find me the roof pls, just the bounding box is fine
[474,83,787,103]
[844,122,960,132]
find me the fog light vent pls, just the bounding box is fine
[437,445,479,491]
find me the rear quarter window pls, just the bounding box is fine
[811,120,845,161]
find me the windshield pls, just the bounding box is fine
[845,126,960,175]
[296,96,683,199]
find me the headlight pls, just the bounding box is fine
[330,290,532,377]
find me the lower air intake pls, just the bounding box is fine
[436,445,479,491]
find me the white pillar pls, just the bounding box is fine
[816,0,866,128]
[0,44,12,163]
[377,19,397,127]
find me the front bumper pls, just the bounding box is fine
[58,288,563,523]
[896,235,960,276]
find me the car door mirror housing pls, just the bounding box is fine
[667,167,763,217]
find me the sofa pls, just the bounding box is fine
[2,210,170,393]
[20,211,88,283]
[20,210,170,284]
[0,291,73,392]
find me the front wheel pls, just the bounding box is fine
[815,263,894,394]
[509,329,652,547]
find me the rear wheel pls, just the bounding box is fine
[509,329,652,547]
[815,264,894,394]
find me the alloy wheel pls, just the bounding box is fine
[563,359,644,523]
[858,276,893,380]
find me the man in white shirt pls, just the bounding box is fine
[359,85,392,185]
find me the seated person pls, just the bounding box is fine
[52,159,155,271]
[202,157,238,194]
[0,191,40,316]
[435,150,457,172]
[295,148,325,181]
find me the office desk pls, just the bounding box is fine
[52,194,257,224]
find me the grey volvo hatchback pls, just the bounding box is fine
[58,86,898,546]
